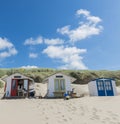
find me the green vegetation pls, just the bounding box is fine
[0,81,3,88]
[0,69,120,86]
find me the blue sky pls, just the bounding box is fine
[0,0,120,70]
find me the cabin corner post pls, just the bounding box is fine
[27,80,29,98]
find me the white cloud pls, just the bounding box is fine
[20,65,38,69]
[58,24,102,42]
[57,9,103,43]
[29,53,38,58]
[23,9,103,70]
[44,38,64,45]
[57,26,70,35]
[76,9,90,17]
[24,36,43,45]
[76,9,101,24]
[0,37,18,59]
[43,45,87,70]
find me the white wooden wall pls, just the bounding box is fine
[88,79,117,96]
[112,80,117,95]
[5,73,33,97]
[88,81,98,96]
[47,73,71,97]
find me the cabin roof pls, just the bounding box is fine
[91,78,115,81]
[43,72,76,83]
[1,73,34,82]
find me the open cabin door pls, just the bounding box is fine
[23,80,29,97]
[11,79,18,96]
[24,80,28,91]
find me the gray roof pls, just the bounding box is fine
[43,72,76,83]
[1,73,34,82]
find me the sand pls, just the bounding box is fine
[1,83,120,124]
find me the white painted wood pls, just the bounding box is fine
[47,73,74,97]
[88,78,117,96]
[4,73,34,97]
[88,80,98,96]
[112,80,117,95]
[24,80,28,90]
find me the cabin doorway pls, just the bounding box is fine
[54,79,65,97]
[11,79,29,97]
[97,79,114,96]
[11,79,18,96]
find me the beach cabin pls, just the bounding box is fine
[45,73,76,98]
[88,78,117,96]
[2,73,35,98]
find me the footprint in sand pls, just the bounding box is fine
[69,117,72,120]
[109,121,118,124]
[103,117,111,122]
[81,112,85,116]
[42,111,45,114]
[57,111,61,114]
[101,121,106,124]
[93,114,100,120]
[92,108,97,113]
[43,108,45,111]
[80,106,85,112]
[57,120,61,123]
[63,118,68,122]
[50,106,53,109]
[90,112,100,120]
[45,117,49,120]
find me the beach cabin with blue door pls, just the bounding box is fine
[88,78,117,96]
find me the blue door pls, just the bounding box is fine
[104,80,114,96]
[97,80,105,96]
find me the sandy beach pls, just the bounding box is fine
[1,97,120,124]
[1,84,120,124]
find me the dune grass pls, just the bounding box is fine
[0,68,120,86]
[0,81,3,88]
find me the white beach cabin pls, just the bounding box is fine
[45,73,76,98]
[3,73,35,98]
[88,78,117,96]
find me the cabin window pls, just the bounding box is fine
[54,79,65,91]
[56,75,63,78]
[98,80,104,90]
[14,76,21,78]
[105,80,111,90]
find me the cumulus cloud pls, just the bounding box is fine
[76,9,101,24]
[44,38,64,45]
[76,9,90,17]
[20,65,38,69]
[57,9,103,43]
[43,45,87,70]
[23,9,103,70]
[0,37,18,59]
[29,53,38,58]
[24,36,43,45]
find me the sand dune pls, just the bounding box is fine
[1,83,120,124]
